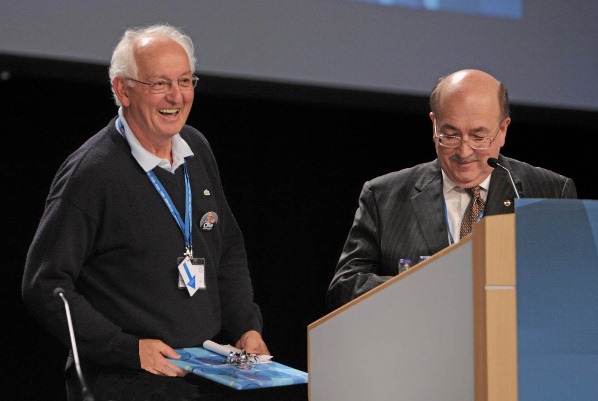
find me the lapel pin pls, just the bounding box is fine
[204,189,211,196]
[504,200,512,207]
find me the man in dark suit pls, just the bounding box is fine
[327,69,577,309]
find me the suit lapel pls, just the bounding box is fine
[411,161,450,251]
[408,156,521,250]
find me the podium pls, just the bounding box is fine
[308,199,598,401]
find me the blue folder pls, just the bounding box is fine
[169,347,308,390]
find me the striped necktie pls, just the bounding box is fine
[460,186,484,238]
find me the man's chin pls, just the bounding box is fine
[159,124,185,137]
[452,172,480,185]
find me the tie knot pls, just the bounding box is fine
[466,186,481,199]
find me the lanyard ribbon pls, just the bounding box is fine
[117,117,193,257]
[147,165,193,257]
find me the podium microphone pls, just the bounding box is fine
[54,287,95,401]
[487,157,521,199]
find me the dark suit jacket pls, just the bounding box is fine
[327,154,577,309]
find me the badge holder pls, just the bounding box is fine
[177,257,206,296]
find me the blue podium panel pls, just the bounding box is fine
[516,199,598,400]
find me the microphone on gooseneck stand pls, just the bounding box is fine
[54,288,95,401]
[487,157,521,199]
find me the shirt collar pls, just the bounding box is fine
[441,170,491,196]
[117,107,194,173]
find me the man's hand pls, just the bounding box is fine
[139,339,187,377]
[235,330,270,355]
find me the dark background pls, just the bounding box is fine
[3,55,597,400]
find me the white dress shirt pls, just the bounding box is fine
[442,170,491,244]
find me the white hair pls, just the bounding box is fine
[108,24,197,106]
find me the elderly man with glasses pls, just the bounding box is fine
[327,69,577,310]
[23,24,269,400]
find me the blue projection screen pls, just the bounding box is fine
[347,0,522,19]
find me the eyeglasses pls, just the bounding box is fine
[434,120,502,150]
[125,76,199,94]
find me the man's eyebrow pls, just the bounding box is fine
[151,71,194,80]
[440,124,490,133]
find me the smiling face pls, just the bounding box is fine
[430,70,510,188]
[113,35,194,154]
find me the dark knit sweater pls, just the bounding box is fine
[23,117,263,369]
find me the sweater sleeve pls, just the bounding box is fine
[22,189,140,369]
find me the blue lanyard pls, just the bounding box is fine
[147,165,193,257]
[116,117,193,257]
[443,197,485,245]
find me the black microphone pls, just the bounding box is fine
[487,157,521,199]
[54,288,95,401]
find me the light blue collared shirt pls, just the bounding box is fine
[117,107,194,173]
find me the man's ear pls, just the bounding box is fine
[430,112,437,141]
[113,76,131,107]
[497,117,511,148]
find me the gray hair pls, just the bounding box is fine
[109,24,197,106]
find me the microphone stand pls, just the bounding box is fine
[56,289,95,401]
[487,158,521,199]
